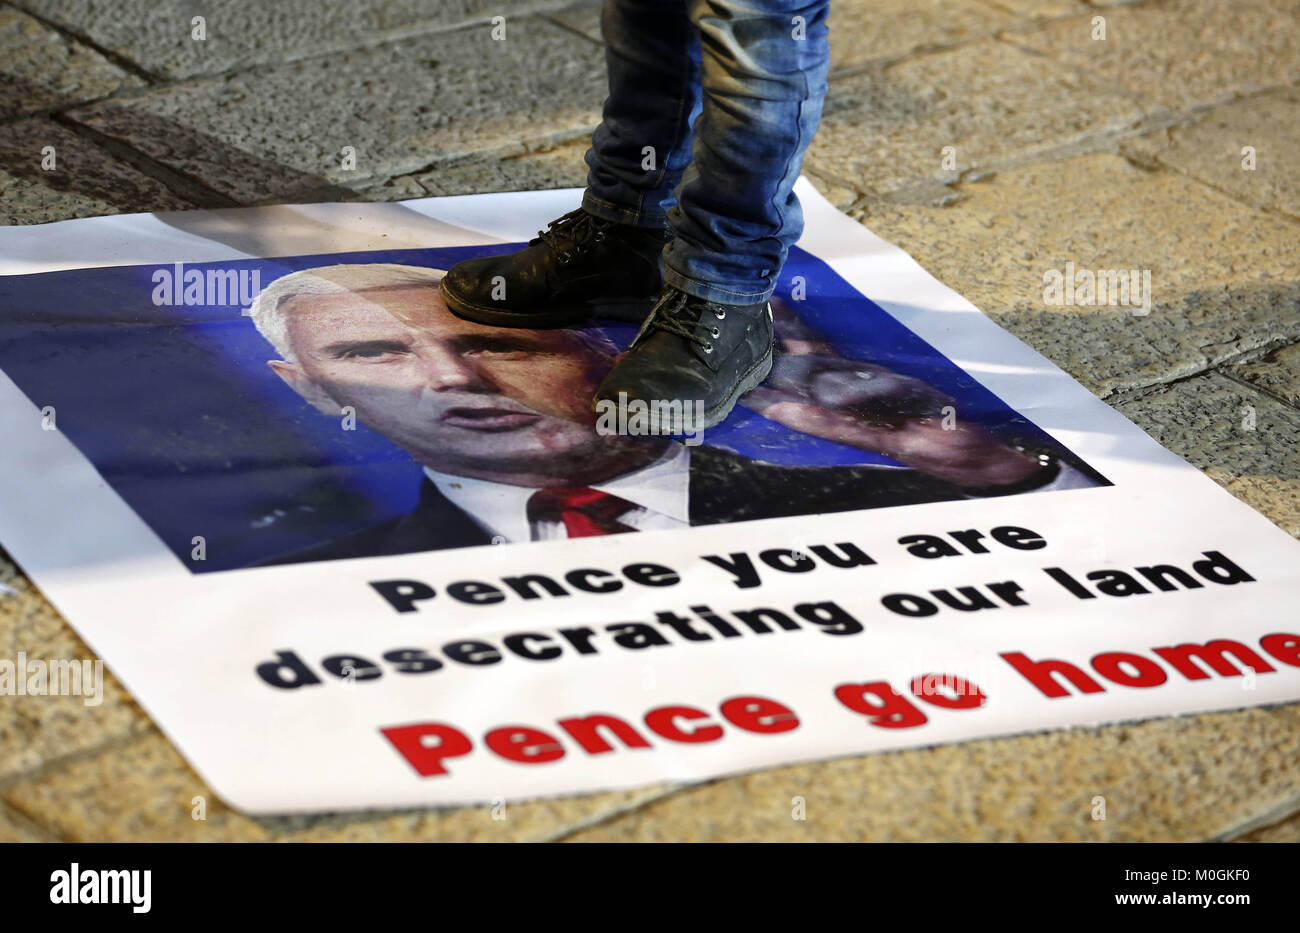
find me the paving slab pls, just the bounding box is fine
[0,730,681,842]
[979,0,1091,16]
[413,137,590,197]
[0,800,58,842]
[827,0,1017,71]
[10,0,596,80]
[561,705,1300,841]
[1119,87,1300,221]
[1004,0,1300,112]
[1230,341,1300,409]
[64,16,606,203]
[848,152,1300,397]
[410,137,870,214]
[0,118,191,225]
[0,7,141,119]
[0,550,154,784]
[1112,371,1300,536]
[350,173,432,203]
[1235,809,1300,841]
[541,5,603,44]
[549,0,1016,75]
[800,170,863,213]
[805,37,1150,197]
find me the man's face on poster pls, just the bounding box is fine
[269,285,614,474]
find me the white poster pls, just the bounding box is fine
[1,180,1297,813]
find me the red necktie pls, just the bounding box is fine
[526,486,640,537]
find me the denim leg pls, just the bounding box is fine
[582,0,702,229]
[662,0,831,304]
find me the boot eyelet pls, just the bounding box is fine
[713,309,726,320]
[710,326,720,338]
[702,342,714,354]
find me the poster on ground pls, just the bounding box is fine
[1,180,1296,812]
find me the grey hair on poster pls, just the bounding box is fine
[247,262,618,362]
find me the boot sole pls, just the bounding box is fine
[440,280,654,329]
[699,342,775,430]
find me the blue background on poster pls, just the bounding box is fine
[0,245,1093,572]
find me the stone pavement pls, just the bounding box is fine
[0,0,1297,842]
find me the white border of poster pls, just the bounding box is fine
[1,179,1297,813]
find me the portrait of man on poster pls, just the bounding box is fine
[247,263,1101,566]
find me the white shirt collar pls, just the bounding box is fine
[422,442,691,542]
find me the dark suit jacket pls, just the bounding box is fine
[255,444,1064,566]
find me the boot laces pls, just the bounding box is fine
[531,208,611,263]
[636,289,724,354]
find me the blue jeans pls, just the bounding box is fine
[581,0,831,305]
